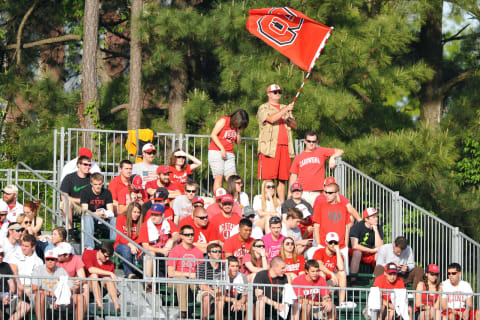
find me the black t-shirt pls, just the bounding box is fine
[281,199,313,215]
[80,187,113,212]
[60,172,90,198]
[0,262,13,293]
[349,221,384,248]
[253,269,288,302]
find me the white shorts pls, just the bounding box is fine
[208,150,236,177]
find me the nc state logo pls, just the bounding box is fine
[328,211,342,222]
[257,7,304,47]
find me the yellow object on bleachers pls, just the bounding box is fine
[125,129,154,163]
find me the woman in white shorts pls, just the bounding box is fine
[208,109,249,192]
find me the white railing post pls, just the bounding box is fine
[451,227,462,264]
[177,133,183,150]
[247,284,254,320]
[6,168,12,185]
[392,191,403,240]
[59,127,65,184]
[335,156,345,192]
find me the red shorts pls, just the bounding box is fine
[348,248,376,266]
[258,145,291,180]
[441,308,478,319]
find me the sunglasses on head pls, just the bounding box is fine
[269,217,281,224]
[270,90,282,95]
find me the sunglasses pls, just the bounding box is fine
[254,245,265,248]
[266,185,275,189]
[270,90,282,95]
[186,190,197,193]
[193,203,204,208]
[324,191,337,195]
[284,242,294,246]
[246,214,255,219]
[45,258,57,261]
[182,233,195,237]
[0,213,7,217]
[328,241,338,245]
[447,272,458,276]
[195,216,208,220]
[305,139,317,144]
[80,162,92,167]
[144,151,156,155]
[269,217,281,223]
[210,249,222,253]
[14,228,25,232]
[235,181,243,185]
[102,252,111,259]
[23,221,32,225]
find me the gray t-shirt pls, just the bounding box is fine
[32,265,73,291]
[132,162,158,188]
[173,195,193,220]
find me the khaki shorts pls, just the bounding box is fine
[60,200,83,216]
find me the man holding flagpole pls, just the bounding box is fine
[257,84,297,203]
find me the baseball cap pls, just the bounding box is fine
[151,203,165,215]
[157,165,170,174]
[0,201,8,212]
[192,197,204,206]
[2,185,18,194]
[78,147,93,159]
[326,232,339,243]
[295,204,311,218]
[324,177,336,187]
[267,84,281,92]
[363,207,378,219]
[153,188,169,200]
[45,249,58,260]
[221,194,234,204]
[215,188,227,200]
[130,174,143,190]
[427,264,440,274]
[142,143,156,153]
[56,242,72,255]
[242,205,255,217]
[385,262,399,274]
[8,223,22,230]
[290,182,303,192]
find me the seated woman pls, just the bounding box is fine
[278,237,305,282]
[226,175,250,208]
[243,239,268,282]
[23,201,43,237]
[168,149,202,192]
[252,180,281,232]
[44,226,72,255]
[114,202,143,278]
[415,264,441,320]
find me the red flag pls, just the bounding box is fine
[246,7,332,71]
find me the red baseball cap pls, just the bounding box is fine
[363,207,378,219]
[324,177,336,187]
[78,147,93,159]
[385,262,399,274]
[192,197,204,205]
[157,165,170,174]
[130,174,143,190]
[290,182,303,192]
[221,194,234,204]
[427,264,439,274]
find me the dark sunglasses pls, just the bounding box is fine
[447,272,458,276]
[102,252,111,259]
[193,203,204,208]
[186,190,197,193]
[235,181,243,185]
[246,214,255,219]
[80,162,91,167]
[254,245,265,248]
[182,233,195,237]
[284,242,294,246]
[23,221,32,225]
[324,191,337,195]
[195,216,208,220]
[328,241,338,245]
[270,90,282,95]
[0,213,7,217]
[305,139,317,144]
[266,185,275,189]
[144,151,156,155]
[45,258,57,261]
[14,228,25,232]
[210,249,222,253]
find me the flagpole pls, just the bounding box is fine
[292,27,333,105]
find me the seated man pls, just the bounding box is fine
[32,249,73,320]
[224,218,254,266]
[80,173,115,250]
[441,262,479,320]
[292,259,335,320]
[196,243,225,320]
[220,256,247,320]
[312,232,348,305]
[373,262,410,320]
[81,242,120,312]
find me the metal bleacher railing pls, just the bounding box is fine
[0,127,479,291]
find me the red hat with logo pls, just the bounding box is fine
[267,84,281,92]
[192,197,204,206]
[363,207,378,219]
[427,264,439,274]
[221,194,234,204]
[385,262,399,274]
[290,182,303,192]
[130,174,143,190]
[324,177,336,187]
[157,165,170,174]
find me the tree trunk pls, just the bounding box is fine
[419,0,443,128]
[81,0,100,148]
[168,65,187,133]
[128,0,143,130]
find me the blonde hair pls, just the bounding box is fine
[261,180,280,212]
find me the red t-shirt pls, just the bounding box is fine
[144,205,174,221]
[206,202,242,218]
[314,193,350,209]
[290,148,336,191]
[114,215,140,249]
[313,202,350,248]
[117,188,148,206]
[178,216,217,243]
[57,254,85,277]
[137,218,178,248]
[145,180,180,194]
[373,274,405,302]
[292,274,329,301]
[223,234,254,261]
[211,212,241,242]
[270,104,289,145]
[108,175,128,201]
[283,255,306,275]
[312,247,342,273]
[169,165,193,192]
[208,116,237,153]
[82,249,115,277]
[166,244,204,273]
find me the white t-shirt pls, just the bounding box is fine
[235,192,250,207]
[441,279,473,309]
[132,162,158,187]
[1,238,21,263]
[252,195,281,218]
[281,224,302,240]
[3,200,23,223]
[60,158,101,181]
[172,195,193,221]
[10,251,44,285]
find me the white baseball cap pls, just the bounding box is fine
[326,232,339,243]
[215,188,227,200]
[56,242,72,255]
[267,84,281,92]
[142,143,156,153]
[45,249,58,260]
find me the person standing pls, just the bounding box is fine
[257,84,297,203]
[208,109,249,193]
[132,143,158,188]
